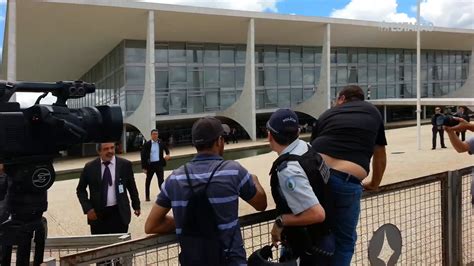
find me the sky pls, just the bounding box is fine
[0,0,472,106]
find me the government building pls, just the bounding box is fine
[2,0,473,151]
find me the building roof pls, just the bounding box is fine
[2,0,474,82]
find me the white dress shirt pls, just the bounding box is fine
[101,156,117,207]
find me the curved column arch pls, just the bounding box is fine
[294,24,331,119]
[443,45,474,98]
[125,10,156,141]
[217,18,256,140]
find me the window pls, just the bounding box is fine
[186,45,203,63]
[204,44,219,64]
[303,48,315,63]
[168,43,186,63]
[220,68,235,88]
[303,68,315,86]
[290,47,302,64]
[155,44,168,63]
[187,67,203,88]
[278,48,290,64]
[236,46,246,64]
[348,66,358,83]
[264,67,277,86]
[291,67,303,86]
[169,66,187,83]
[337,66,347,84]
[264,46,277,63]
[278,68,290,86]
[236,67,245,87]
[358,66,367,83]
[204,67,219,87]
[358,48,368,64]
[348,48,357,64]
[126,66,145,86]
[220,46,235,64]
[155,70,169,89]
[337,48,348,64]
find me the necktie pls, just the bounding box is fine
[102,161,113,207]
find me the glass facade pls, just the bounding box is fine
[255,46,322,109]
[69,42,125,109]
[330,48,470,100]
[70,39,471,120]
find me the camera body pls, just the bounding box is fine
[0,80,124,264]
[0,81,123,165]
[443,115,460,127]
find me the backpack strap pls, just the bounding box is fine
[204,160,225,192]
[183,160,225,195]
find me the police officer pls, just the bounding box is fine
[267,109,333,266]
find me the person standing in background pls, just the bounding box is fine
[141,129,171,201]
[432,107,447,150]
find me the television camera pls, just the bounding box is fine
[0,80,123,265]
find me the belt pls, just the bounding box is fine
[329,169,362,185]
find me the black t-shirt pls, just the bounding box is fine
[311,101,387,173]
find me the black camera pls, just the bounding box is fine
[0,80,123,265]
[0,81,122,164]
[443,115,460,127]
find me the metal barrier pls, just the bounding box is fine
[56,167,473,265]
[8,233,130,265]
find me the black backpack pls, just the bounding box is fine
[179,160,236,266]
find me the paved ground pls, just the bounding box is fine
[43,124,473,239]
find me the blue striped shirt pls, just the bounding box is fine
[156,154,257,265]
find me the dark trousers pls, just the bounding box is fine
[456,131,466,141]
[145,162,164,200]
[432,128,445,149]
[90,206,128,234]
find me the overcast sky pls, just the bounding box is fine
[0,0,472,107]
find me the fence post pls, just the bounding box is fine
[447,170,463,266]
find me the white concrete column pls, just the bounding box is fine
[416,0,421,150]
[122,124,127,153]
[294,24,330,118]
[326,23,331,109]
[218,18,256,140]
[7,0,16,101]
[125,10,156,141]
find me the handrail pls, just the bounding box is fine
[44,233,131,249]
[59,166,474,265]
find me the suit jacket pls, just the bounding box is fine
[140,139,170,169]
[76,156,141,226]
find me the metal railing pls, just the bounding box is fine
[8,233,130,265]
[56,167,473,265]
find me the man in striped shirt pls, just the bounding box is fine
[145,117,267,265]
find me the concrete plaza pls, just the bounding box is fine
[44,124,473,239]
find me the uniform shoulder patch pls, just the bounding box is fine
[285,177,296,192]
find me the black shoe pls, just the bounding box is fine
[442,146,447,149]
[146,198,150,202]
[432,147,436,150]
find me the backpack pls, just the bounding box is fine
[269,144,334,257]
[179,160,236,266]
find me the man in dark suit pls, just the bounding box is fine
[141,129,171,201]
[77,142,141,234]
